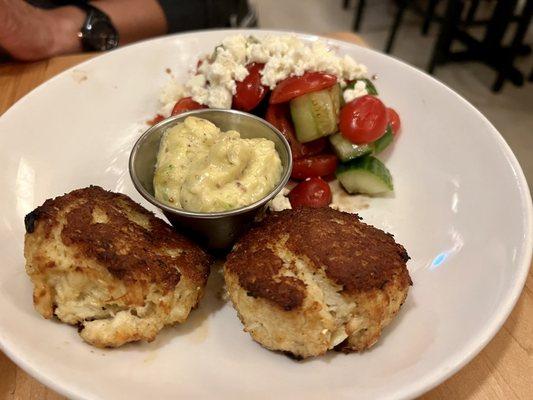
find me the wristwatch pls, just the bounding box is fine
[71,2,119,51]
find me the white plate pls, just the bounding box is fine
[0,29,531,400]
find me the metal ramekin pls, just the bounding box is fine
[129,109,292,250]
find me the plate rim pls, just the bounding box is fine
[0,28,531,400]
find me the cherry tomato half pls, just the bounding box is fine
[265,103,305,158]
[291,155,338,180]
[147,114,165,126]
[301,137,328,157]
[270,72,337,104]
[387,107,401,135]
[171,97,206,116]
[288,177,332,208]
[233,63,268,112]
[265,104,330,160]
[339,95,388,144]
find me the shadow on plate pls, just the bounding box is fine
[1,268,40,318]
[112,264,226,353]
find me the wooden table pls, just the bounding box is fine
[0,32,531,400]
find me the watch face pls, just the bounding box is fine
[85,19,119,51]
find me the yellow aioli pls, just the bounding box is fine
[153,117,282,212]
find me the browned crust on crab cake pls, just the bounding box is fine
[24,186,211,348]
[226,207,411,303]
[225,246,306,311]
[224,207,412,358]
[25,186,209,287]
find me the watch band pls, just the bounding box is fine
[69,1,119,51]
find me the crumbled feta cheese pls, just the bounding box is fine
[206,85,233,109]
[161,34,368,111]
[329,181,369,212]
[341,55,368,81]
[222,35,247,64]
[159,78,187,107]
[255,37,366,89]
[187,73,207,88]
[246,41,269,64]
[269,188,291,211]
[186,74,209,106]
[343,80,368,103]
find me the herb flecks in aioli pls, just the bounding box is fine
[153,117,282,213]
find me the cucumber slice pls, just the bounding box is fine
[329,83,341,120]
[373,125,394,154]
[336,155,393,195]
[330,125,394,162]
[290,86,339,143]
[309,90,336,135]
[290,95,321,143]
[329,133,372,162]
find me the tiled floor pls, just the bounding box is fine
[252,0,533,191]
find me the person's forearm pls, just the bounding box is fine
[49,6,85,54]
[50,0,168,52]
[0,1,84,60]
[0,0,167,61]
[92,0,167,45]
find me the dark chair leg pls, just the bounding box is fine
[492,74,506,92]
[482,0,518,47]
[427,0,464,74]
[464,0,480,26]
[421,0,439,35]
[508,0,533,52]
[353,0,366,31]
[343,0,350,9]
[491,0,532,91]
[385,0,410,54]
[482,0,520,91]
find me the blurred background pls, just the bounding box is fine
[250,0,533,189]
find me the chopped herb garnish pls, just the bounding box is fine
[345,78,378,95]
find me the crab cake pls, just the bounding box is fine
[224,207,411,359]
[24,186,211,348]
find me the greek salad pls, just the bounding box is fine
[152,35,401,209]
